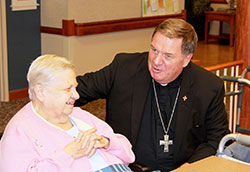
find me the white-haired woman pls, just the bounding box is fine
[0,55,135,172]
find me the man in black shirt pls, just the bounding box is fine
[75,19,229,171]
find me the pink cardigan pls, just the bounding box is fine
[0,102,135,172]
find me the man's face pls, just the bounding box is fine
[148,32,192,84]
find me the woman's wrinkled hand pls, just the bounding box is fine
[63,128,110,159]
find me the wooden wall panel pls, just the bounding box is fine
[235,0,250,130]
[9,88,28,101]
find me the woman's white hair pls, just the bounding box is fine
[27,54,75,100]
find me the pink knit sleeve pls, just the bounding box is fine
[0,129,74,172]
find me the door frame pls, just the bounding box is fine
[0,0,9,101]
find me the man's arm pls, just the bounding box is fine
[188,81,230,163]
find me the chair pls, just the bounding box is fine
[205,10,236,46]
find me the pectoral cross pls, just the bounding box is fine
[160,134,173,152]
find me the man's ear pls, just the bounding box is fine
[183,53,193,67]
[33,84,45,102]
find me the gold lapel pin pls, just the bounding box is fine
[183,96,188,101]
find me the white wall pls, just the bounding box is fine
[41,0,142,27]
[41,0,68,27]
[71,28,154,74]
[41,0,185,75]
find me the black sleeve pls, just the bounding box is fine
[74,55,120,106]
[188,80,230,163]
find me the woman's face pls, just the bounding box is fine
[41,69,79,120]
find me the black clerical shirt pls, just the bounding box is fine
[134,75,182,172]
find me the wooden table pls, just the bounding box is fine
[172,156,250,172]
[205,11,236,46]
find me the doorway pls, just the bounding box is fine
[0,0,9,101]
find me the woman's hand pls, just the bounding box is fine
[63,128,110,159]
[80,128,110,158]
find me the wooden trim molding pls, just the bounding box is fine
[62,20,75,36]
[205,60,244,71]
[211,0,227,4]
[9,88,28,101]
[41,10,186,36]
[40,26,62,35]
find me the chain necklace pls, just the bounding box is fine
[152,79,180,152]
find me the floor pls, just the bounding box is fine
[0,39,235,135]
[193,39,234,67]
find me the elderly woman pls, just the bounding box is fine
[0,55,135,172]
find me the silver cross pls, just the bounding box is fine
[159,134,173,152]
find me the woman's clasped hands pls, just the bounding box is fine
[63,128,110,159]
